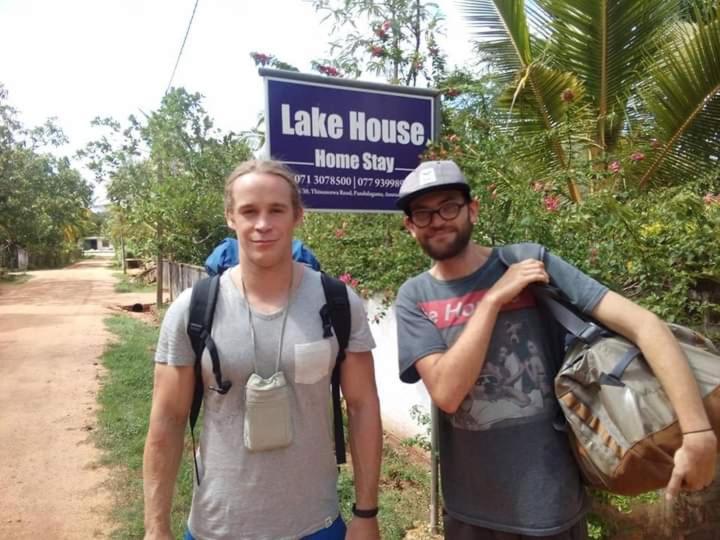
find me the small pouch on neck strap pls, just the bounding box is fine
[244,371,293,452]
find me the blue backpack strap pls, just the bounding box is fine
[320,272,351,465]
[186,274,228,484]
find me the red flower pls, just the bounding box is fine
[609,160,621,174]
[250,52,272,66]
[544,196,560,212]
[704,193,720,205]
[630,151,645,162]
[370,46,385,58]
[318,65,340,77]
[561,88,575,103]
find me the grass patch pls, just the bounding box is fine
[97,315,192,539]
[113,272,155,294]
[98,313,434,539]
[0,272,31,285]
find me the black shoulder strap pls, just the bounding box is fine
[320,272,351,465]
[186,275,223,484]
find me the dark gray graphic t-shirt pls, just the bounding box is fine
[396,247,608,535]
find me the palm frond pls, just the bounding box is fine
[460,0,549,83]
[498,64,592,200]
[636,17,720,187]
[540,0,677,152]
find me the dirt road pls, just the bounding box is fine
[0,258,154,539]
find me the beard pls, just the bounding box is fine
[417,218,473,261]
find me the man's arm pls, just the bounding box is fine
[143,363,195,539]
[415,259,549,413]
[591,291,717,497]
[341,350,382,540]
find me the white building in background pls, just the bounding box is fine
[81,236,114,255]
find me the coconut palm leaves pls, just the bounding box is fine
[638,16,720,187]
[461,0,720,195]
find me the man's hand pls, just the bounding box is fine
[665,430,717,499]
[346,517,380,540]
[486,259,549,307]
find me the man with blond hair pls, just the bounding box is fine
[143,159,382,540]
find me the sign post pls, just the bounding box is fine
[260,68,440,212]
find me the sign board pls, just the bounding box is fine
[261,68,440,212]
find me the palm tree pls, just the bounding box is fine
[459,0,720,202]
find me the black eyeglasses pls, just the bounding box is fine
[409,201,467,228]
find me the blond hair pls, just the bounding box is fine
[224,159,302,214]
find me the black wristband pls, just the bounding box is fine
[352,503,379,518]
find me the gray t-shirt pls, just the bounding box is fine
[155,265,376,540]
[396,247,608,535]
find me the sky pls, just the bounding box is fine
[0,0,475,204]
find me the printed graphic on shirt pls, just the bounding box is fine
[419,289,535,329]
[419,291,554,431]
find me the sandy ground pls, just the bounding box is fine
[0,258,154,539]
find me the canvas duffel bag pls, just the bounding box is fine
[499,244,720,495]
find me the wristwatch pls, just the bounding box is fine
[352,503,379,518]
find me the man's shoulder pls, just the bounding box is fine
[398,271,432,300]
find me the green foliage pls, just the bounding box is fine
[0,83,94,265]
[97,315,192,539]
[461,0,720,195]
[339,444,432,539]
[113,272,155,294]
[299,212,429,300]
[79,88,253,265]
[311,0,446,86]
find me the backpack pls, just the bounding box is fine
[499,243,720,495]
[185,272,351,484]
[205,238,321,276]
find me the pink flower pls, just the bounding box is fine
[609,160,621,174]
[370,46,385,58]
[630,151,645,162]
[339,273,352,284]
[335,228,346,238]
[350,278,359,289]
[250,52,272,66]
[532,181,544,192]
[381,20,391,32]
[561,88,575,103]
[544,196,560,212]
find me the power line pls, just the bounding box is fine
[165,0,201,95]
